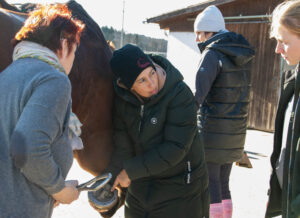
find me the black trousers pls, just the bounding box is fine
[207,162,232,204]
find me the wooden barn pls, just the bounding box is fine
[147,0,286,132]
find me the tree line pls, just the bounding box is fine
[101,26,167,54]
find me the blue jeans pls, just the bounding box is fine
[207,162,232,204]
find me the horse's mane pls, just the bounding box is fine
[67,1,104,41]
[66,0,113,79]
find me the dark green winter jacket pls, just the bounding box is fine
[196,31,255,164]
[111,55,208,213]
[266,64,300,218]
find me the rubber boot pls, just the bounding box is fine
[222,199,233,218]
[209,203,223,218]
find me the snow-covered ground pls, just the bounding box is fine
[53,129,277,218]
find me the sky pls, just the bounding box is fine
[7,0,200,39]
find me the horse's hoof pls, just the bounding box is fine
[88,182,119,214]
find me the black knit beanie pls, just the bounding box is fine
[110,44,155,89]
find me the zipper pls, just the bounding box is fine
[138,105,144,133]
[187,161,191,184]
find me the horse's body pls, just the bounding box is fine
[0,9,25,71]
[0,1,114,176]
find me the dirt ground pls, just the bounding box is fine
[52,129,280,218]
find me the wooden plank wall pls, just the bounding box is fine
[219,0,283,16]
[227,22,281,132]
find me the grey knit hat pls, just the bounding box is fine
[194,5,226,33]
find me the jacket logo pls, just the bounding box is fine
[137,58,150,68]
[151,117,157,125]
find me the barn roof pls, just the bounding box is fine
[146,0,236,23]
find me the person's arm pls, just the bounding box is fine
[195,49,220,106]
[109,98,135,190]
[10,73,72,195]
[123,83,198,180]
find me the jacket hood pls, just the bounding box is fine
[198,32,255,66]
[113,54,183,106]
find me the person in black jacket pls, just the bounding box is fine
[266,1,300,218]
[193,5,255,218]
[106,44,209,218]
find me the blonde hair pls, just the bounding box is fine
[270,0,300,38]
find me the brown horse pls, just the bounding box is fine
[0,0,114,176]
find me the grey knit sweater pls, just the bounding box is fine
[0,58,73,218]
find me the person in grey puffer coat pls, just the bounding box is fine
[0,5,84,218]
[194,5,255,218]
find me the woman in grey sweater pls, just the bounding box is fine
[0,4,84,218]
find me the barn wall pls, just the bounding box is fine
[157,0,285,131]
[159,0,284,32]
[219,0,283,16]
[167,23,281,131]
[166,22,281,131]
[167,32,200,92]
[166,23,281,132]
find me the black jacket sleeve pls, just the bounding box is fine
[106,97,135,178]
[195,49,220,106]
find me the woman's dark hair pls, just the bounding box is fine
[12,4,85,53]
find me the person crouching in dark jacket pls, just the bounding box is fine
[108,44,209,218]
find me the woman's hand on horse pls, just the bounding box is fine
[52,180,80,204]
[111,169,131,191]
